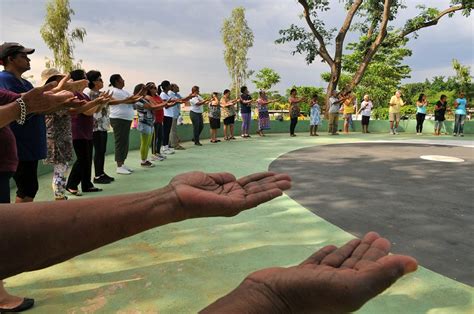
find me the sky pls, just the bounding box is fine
[1,0,473,94]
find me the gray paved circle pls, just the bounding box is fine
[269,142,474,286]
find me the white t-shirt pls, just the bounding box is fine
[360,100,373,116]
[109,87,134,120]
[189,95,204,113]
[161,91,173,117]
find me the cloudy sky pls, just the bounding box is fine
[1,0,473,93]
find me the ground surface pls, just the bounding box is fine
[7,132,474,313]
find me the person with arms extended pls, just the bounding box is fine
[453,91,468,137]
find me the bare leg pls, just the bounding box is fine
[0,281,24,310]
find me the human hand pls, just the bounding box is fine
[168,171,291,220]
[217,232,417,314]
[22,82,75,114]
[52,75,88,93]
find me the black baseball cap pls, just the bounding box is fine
[0,42,35,59]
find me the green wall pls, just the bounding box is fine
[32,119,473,178]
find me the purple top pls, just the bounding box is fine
[71,93,94,140]
[0,89,21,172]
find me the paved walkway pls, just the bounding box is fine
[7,133,474,313]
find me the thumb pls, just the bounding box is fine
[41,81,58,93]
[360,255,418,298]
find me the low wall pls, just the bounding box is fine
[32,119,473,178]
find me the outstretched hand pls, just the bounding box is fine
[234,232,418,313]
[168,171,291,219]
[22,82,76,114]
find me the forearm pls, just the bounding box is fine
[0,101,21,128]
[0,186,182,279]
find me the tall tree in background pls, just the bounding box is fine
[252,67,281,91]
[276,0,472,111]
[221,7,254,98]
[40,0,86,73]
[452,59,472,94]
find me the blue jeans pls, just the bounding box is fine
[241,112,251,135]
[454,114,466,134]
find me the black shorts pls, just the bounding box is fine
[209,117,221,129]
[223,115,235,125]
[361,115,370,125]
[13,160,39,199]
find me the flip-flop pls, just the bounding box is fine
[83,187,103,192]
[66,188,82,196]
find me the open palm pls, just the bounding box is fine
[245,232,418,313]
[168,171,291,219]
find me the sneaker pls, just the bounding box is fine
[162,148,175,155]
[93,175,112,184]
[123,165,134,172]
[116,166,131,175]
[151,154,166,161]
[460,133,464,137]
[141,160,155,168]
[194,142,203,146]
[453,133,458,137]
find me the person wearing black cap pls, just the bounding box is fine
[0,42,44,204]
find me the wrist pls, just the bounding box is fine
[200,278,287,314]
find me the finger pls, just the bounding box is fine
[57,74,70,88]
[356,255,418,301]
[244,178,292,195]
[41,81,59,93]
[300,245,338,266]
[320,238,361,267]
[340,232,381,269]
[207,172,237,185]
[242,187,285,209]
[353,238,392,270]
[237,172,290,187]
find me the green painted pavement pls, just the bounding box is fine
[7,132,474,313]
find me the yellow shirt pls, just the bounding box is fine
[389,95,404,113]
[343,96,355,114]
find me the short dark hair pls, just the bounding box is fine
[109,74,122,87]
[240,86,247,93]
[1,52,21,67]
[86,70,101,89]
[440,94,447,100]
[223,89,230,95]
[160,80,171,90]
[418,93,425,102]
[290,88,297,94]
[70,69,86,81]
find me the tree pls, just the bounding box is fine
[321,33,412,108]
[252,67,281,91]
[221,7,254,98]
[276,0,472,112]
[452,59,472,94]
[40,0,86,73]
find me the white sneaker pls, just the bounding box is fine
[116,166,131,175]
[123,164,134,172]
[162,148,175,155]
[152,154,166,161]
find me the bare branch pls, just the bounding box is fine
[335,0,363,64]
[298,0,334,66]
[400,5,463,38]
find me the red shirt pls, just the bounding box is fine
[0,89,21,172]
[153,95,164,124]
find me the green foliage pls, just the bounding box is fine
[40,0,86,73]
[252,68,281,91]
[221,7,254,97]
[452,59,472,93]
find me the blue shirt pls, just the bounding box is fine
[416,102,427,114]
[455,98,467,115]
[0,71,47,161]
[167,91,182,118]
